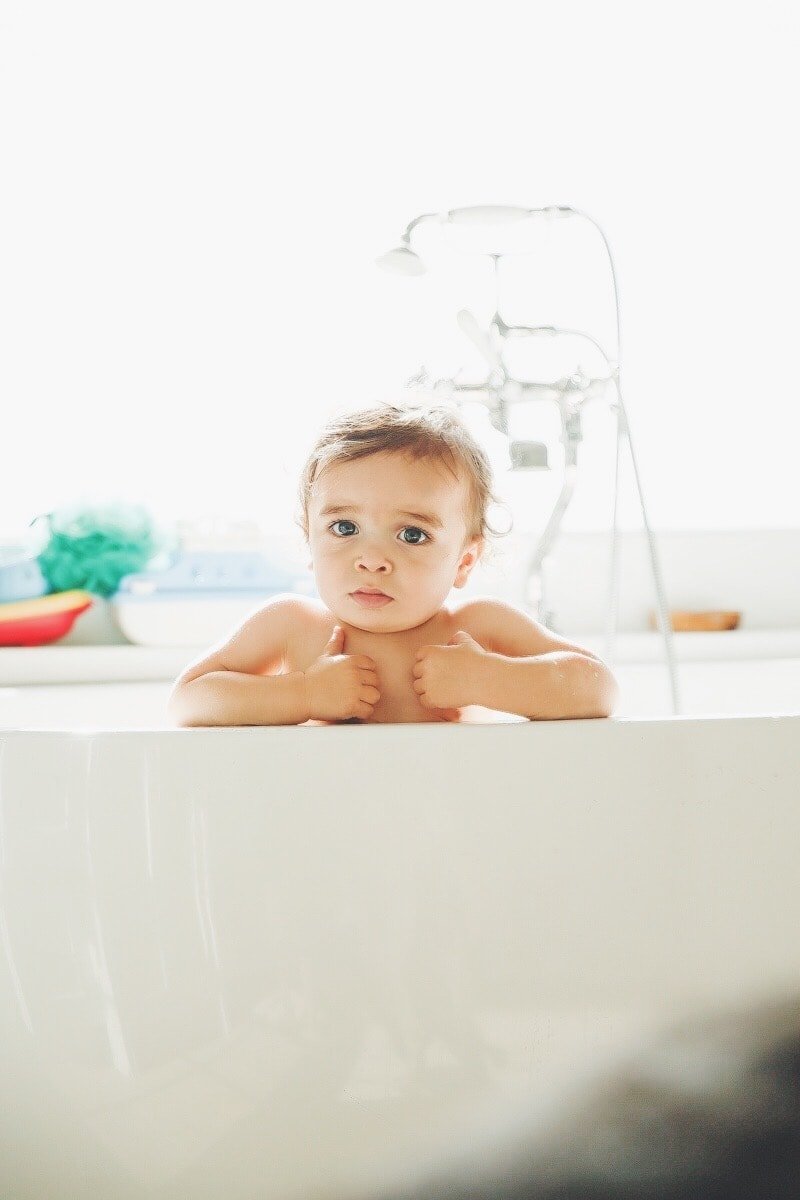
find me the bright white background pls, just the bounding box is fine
[1,0,798,544]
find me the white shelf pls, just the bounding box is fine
[0,645,196,685]
[585,629,800,664]
[2,629,800,686]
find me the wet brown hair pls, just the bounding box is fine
[296,402,509,554]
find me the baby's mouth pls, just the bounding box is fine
[350,589,394,608]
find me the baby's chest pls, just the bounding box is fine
[358,646,426,716]
[368,649,418,705]
[285,631,435,723]
[367,652,436,722]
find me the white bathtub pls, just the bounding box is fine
[1,655,799,1199]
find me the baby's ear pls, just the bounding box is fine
[453,537,483,588]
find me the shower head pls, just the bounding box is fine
[376,206,580,280]
[375,245,427,276]
[376,212,446,276]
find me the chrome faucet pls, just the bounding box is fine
[378,206,681,712]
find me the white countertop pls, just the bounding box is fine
[2,629,800,686]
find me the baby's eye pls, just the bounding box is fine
[329,519,357,537]
[399,526,429,545]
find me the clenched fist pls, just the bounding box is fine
[412,629,486,711]
[303,626,381,722]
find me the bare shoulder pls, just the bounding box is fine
[451,595,603,660]
[283,595,338,669]
[174,592,322,687]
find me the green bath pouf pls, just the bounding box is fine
[33,502,175,599]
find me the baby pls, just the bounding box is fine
[168,403,618,726]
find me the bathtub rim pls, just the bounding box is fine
[1,711,799,738]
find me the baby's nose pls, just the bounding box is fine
[356,546,392,573]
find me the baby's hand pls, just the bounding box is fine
[303,626,380,722]
[412,630,486,711]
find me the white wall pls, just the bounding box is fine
[2,0,799,541]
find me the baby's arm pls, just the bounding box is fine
[466,599,618,718]
[168,595,381,727]
[414,599,618,720]
[167,594,311,727]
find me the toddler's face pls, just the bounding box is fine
[306,451,481,633]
